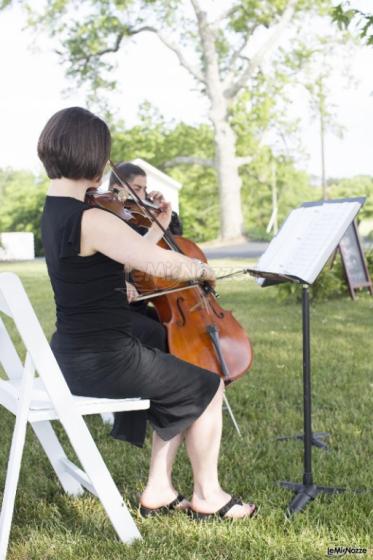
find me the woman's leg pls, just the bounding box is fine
[141,380,255,518]
[140,431,187,508]
[129,308,167,352]
[185,380,255,518]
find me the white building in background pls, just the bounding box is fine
[131,158,182,212]
[0,232,35,261]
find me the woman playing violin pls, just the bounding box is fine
[39,106,256,520]
[108,161,183,236]
[108,161,180,346]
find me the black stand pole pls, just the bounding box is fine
[279,286,346,515]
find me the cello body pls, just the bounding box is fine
[131,236,253,383]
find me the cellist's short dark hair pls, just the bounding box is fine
[109,162,146,187]
[37,107,111,180]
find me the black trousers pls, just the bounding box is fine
[129,303,167,353]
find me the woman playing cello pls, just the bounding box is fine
[107,160,179,345]
[39,106,256,520]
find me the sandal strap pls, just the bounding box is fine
[139,494,186,517]
[168,494,186,509]
[217,496,243,518]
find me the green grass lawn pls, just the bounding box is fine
[0,260,372,560]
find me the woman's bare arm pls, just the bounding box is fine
[143,201,173,244]
[80,208,215,283]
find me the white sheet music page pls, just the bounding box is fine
[253,199,363,284]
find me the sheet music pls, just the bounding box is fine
[253,199,363,285]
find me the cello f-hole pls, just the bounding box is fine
[208,297,225,319]
[176,297,186,327]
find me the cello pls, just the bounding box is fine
[86,163,253,384]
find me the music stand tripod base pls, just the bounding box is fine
[276,431,330,449]
[279,480,346,515]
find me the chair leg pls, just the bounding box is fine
[62,418,142,543]
[36,417,141,544]
[86,462,142,544]
[0,355,34,560]
[31,421,84,496]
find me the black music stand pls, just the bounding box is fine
[246,197,365,515]
[279,284,347,513]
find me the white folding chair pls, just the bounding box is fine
[0,272,150,559]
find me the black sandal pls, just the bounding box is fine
[188,496,257,521]
[139,494,187,518]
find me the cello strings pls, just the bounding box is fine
[215,268,251,281]
[130,284,199,302]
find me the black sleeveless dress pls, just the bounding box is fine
[41,196,220,447]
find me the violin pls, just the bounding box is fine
[85,187,159,229]
[85,170,253,384]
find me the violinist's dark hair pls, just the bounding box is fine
[109,162,146,187]
[37,107,111,181]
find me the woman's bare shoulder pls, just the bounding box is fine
[82,206,130,230]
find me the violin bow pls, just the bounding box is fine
[109,159,217,301]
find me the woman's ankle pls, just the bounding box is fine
[192,483,226,503]
[141,483,179,507]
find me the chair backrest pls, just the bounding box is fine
[0,272,70,392]
[0,272,96,435]
[0,317,24,381]
[0,274,34,382]
[0,289,11,317]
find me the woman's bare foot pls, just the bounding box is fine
[140,486,190,511]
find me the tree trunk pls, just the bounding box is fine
[151,0,297,240]
[192,2,244,241]
[212,115,243,239]
[319,81,327,200]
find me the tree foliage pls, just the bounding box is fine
[327,175,373,221]
[8,0,331,95]
[333,2,373,45]
[0,0,338,239]
[240,149,315,239]
[0,169,48,256]
[109,105,317,242]
[110,106,219,241]
[1,140,371,255]
[0,1,363,246]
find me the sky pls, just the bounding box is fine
[0,1,372,180]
